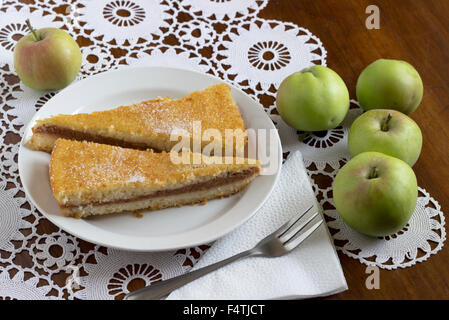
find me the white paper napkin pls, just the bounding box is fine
[167,151,347,300]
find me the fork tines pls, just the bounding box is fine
[276,205,323,249]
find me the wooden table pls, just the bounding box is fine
[258,0,449,299]
[3,0,448,300]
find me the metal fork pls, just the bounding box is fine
[124,206,323,300]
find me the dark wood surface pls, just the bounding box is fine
[4,0,448,300]
[258,0,449,299]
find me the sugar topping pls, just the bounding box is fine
[49,139,260,195]
[38,84,246,142]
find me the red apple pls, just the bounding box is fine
[14,19,82,90]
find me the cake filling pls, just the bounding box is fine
[62,167,259,208]
[34,125,154,150]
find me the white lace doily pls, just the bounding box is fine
[326,187,446,269]
[0,0,445,299]
[0,268,54,300]
[78,0,172,44]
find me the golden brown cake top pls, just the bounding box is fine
[49,139,260,198]
[35,84,246,137]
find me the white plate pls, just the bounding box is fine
[19,66,282,252]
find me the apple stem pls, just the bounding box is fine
[25,19,40,42]
[368,167,379,179]
[381,113,392,131]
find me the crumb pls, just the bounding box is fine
[132,211,143,218]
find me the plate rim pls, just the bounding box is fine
[18,66,282,252]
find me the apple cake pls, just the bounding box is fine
[28,84,247,155]
[49,139,260,218]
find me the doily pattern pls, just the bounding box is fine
[327,188,446,269]
[0,268,53,300]
[78,0,172,44]
[0,0,445,300]
[307,163,446,270]
[171,0,269,20]
[30,232,80,272]
[73,248,185,300]
[215,19,326,90]
[271,100,362,170]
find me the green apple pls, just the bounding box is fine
[14,19,81,90]
[348,109,422,166]
[333,152,417,237]
[276,65,349,131]
[356,59,423,114]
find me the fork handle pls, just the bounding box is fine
[124,249,255,300]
